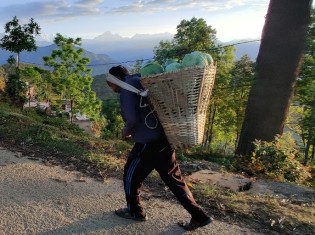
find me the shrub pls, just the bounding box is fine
[248,134,311,183]
[22,108,44,122]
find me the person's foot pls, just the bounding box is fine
[115,208,147,222]
[178,217,213,231]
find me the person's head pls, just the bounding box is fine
[109,65,129,79]
[107,65,130,93]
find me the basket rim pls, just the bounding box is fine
[140,64,214,80]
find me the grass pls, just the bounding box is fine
[190,181,315,234]
[0,101,314,234]
[0,101,131,178]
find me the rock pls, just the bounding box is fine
[187,170,254,192]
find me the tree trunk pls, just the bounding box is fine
[304,134,312,165]
[236,0,311,156]
[70,99,74,123]
[207,101,217,151]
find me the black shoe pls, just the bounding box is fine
[115,208,147,222]
[178,217,213,231]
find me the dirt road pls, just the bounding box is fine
[0,147,259,235]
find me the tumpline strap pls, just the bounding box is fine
[106,74,148,97]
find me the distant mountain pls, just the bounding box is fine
[0,44,117,76]
[82,31,174,62]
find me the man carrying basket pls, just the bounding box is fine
[106,65,212,231]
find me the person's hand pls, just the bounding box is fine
[124,135,132,140]
[122,129,132,140]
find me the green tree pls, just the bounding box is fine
[154,40,177,65]
[236,0,312,156]
[0,16,40,109]
[0,16,40,67]
[3,60,27,109]
[295,8,315,164]
[4,73,27,109]
[43,33,102,122]
[20,66,53,106]
[153,17,218,64]
[229,55,255,150]
[101,99,124,139]
[130,59,144,74]
[174,17,217,57]
[203,46,235,152]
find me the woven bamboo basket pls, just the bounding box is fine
[140,64,216,149]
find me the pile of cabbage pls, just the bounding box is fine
[140,51,213,77]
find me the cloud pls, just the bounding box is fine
[109,0,268,14]
[0,0,268,23]
[0,0,104,22]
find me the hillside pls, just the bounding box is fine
[92,74,118,101]
[82,32,174,62]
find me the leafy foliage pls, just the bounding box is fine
[153,17,218,64]
[43,33,102,121]
[101,99,124,139]
[5,72,27,109]
[239,134,311,183]
[0,16,40,67]
[294,8,315,164]
[20,66,53,102]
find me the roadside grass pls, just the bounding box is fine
[0,102,130,178]
[0,102,314,234]
[191,183,315,234]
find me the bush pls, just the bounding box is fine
[22,108,44,122]
[246,134,311,183]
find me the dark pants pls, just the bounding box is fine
[123,138,209,222]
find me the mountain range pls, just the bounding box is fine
[0,31,260,76]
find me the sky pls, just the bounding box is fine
[0,0,314,42]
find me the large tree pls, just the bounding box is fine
[0,16,40,67]
[228,55,255,151]
[236,0,312,156]
[43,34,102,122]
[295,8,315,164]
[153,17,218,64]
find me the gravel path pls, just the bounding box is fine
[0,147,259,235]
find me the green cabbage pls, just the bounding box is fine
[164,58,178,67]
[165,62,182,72]
[181,51,213,68]
[140,62,164,77]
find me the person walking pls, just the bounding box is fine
[106,65,212,231]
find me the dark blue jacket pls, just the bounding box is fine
[120,74,165,143]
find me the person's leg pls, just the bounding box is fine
[153,140,211,228]
[119,143,154,220]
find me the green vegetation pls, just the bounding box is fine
[43,34,102,122]
[0,101,128,176]
[0,16,40,67]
